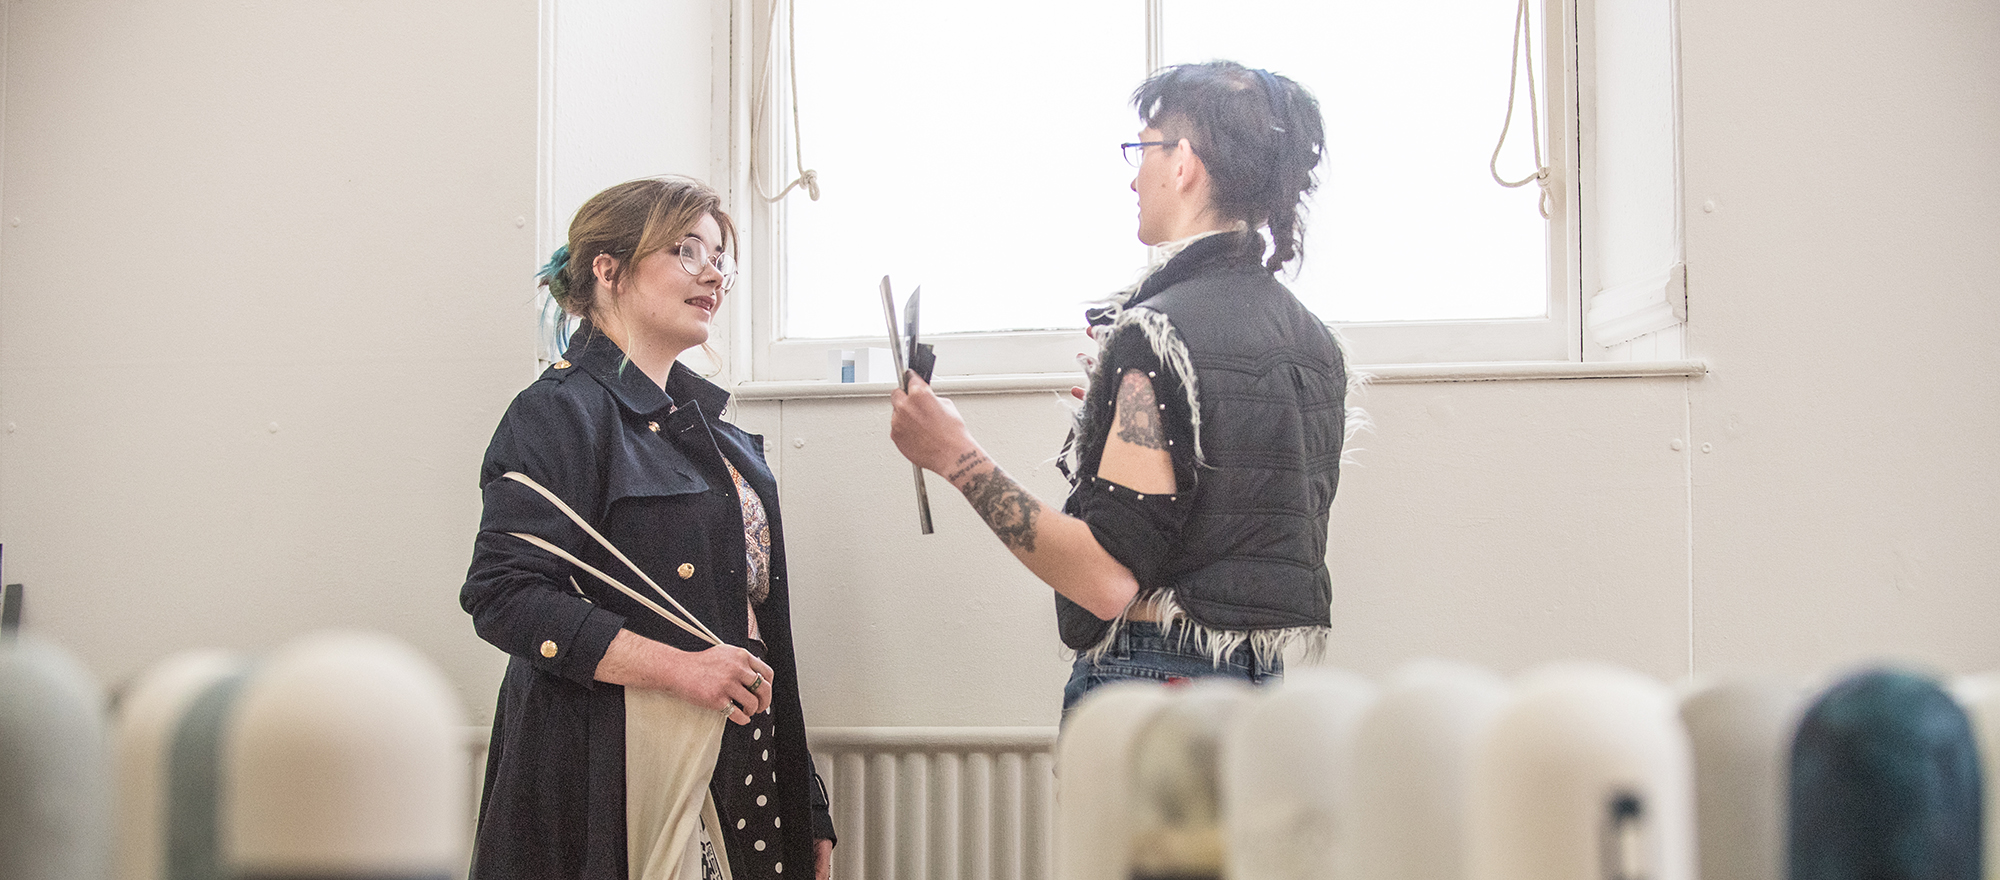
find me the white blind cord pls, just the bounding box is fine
[751,0,819,203]
[1491,0,1551,219]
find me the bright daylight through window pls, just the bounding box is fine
[772,0,1556,362]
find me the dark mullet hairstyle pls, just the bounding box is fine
[1133,60,1327,273]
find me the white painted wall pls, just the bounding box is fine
[544,0,718,255]
[1679,0,2000,678]
[0,0,1994,734]
[0,0,540,705]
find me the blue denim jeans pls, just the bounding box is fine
[1061,620,1283,722]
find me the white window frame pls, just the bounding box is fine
[713,0,1684,387]
[1578,0,1689,363]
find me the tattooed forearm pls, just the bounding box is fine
[959,466,1041,553]
[946,449,989,483]
[1114,370,1168,450]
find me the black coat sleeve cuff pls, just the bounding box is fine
[807,754,837,845]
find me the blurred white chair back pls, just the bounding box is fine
[1468,663,1695,880]
[1680,678,1805,880]
[1126,681,1250,880]
[223,630,467,879]
[0,632,112,880]
[1220,667,1375,880]
[1349,660,1507,880]
[1055,681,1176,880]
[112,648,250,880]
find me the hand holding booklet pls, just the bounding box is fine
[880,275,936,534]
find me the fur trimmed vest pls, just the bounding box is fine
[1057,232,1348,662]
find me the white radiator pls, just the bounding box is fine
[812,726,1059,880]
[464,725,1060,879]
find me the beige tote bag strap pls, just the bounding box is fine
[506,532,719,649]
[500,470,725,647]
[701,791,734,880]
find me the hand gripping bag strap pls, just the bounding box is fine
[499,471,735,878]
[506,531,718,649]
[500,470,723,646]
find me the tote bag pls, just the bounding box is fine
[501,471,734,880]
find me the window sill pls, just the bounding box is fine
[1362,359,1707,384]
[729,360,1707,401]
[731,373,1083,401]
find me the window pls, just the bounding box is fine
[1155,0,1577,365]
[731,0,1680,382]
[782,4,1149,341]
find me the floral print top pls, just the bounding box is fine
[723,457,771,607]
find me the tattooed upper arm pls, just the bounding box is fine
[1114,369,1168,450]
[1100,368,1178,495]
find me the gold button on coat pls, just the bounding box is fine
[677,563,695,580]
[539,640,558,658]
[552,360,570,369]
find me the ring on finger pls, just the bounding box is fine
[747,672,764,693]
[720,701,736,717]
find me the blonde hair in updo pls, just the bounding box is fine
[542,175,737,322]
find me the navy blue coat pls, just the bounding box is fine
[461,327,821,880]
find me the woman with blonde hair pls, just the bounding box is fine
[463,176,834,879]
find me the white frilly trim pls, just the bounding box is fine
[1091,226,1243,314]
[1078,590,1329,670]
[1331,327,1372,468]
[1110,307,1204,468]
[1071,223,1371,473]
[1062,227,1238,478]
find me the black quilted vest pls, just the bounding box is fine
[1056,234,1347,649]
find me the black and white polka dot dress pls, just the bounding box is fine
[707,459,789,879]
[714,685,786,877]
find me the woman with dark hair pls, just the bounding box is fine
[890,61,1352,715]
[463,176,834,879]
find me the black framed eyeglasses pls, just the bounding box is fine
[674,237,738,292]
[1120,140,1175,168]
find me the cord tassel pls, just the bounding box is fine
[1491,0,1552,219]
